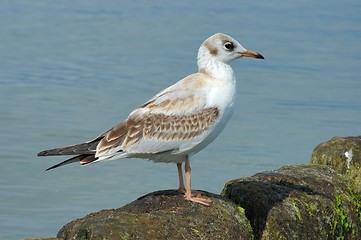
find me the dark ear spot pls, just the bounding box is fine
[210,47,218,55]
[204,42,218,55]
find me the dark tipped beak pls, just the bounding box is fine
[240,50,265,59]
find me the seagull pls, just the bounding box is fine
[38,33,264,206]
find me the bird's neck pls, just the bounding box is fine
[197,45,235,81]
[197,57,234,81]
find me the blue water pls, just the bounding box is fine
[1,1,360,238]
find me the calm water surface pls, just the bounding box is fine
[1,1,360,238]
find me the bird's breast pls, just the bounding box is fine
[205,74,236,113]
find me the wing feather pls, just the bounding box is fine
[116,107,220,155]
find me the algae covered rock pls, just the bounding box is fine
[221,165,361,240]
[57,190,253,240]
[311,136,361,191]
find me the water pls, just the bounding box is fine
[0,1,360,238]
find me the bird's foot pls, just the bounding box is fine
[184,191,212,206]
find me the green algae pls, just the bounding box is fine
[331,191,352,240]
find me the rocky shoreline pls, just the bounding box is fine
[29,136,361,240]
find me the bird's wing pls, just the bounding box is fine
[95,73,220,160]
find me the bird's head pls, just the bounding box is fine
[197,33,264,68]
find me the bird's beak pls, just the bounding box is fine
[239,50,265,59]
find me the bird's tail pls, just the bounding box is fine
[38,141,100,170]
[45,154,97,171]
[37,141,98,156]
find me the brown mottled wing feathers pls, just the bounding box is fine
[95,107,219,157]
[143,108,219,141]
[96,121,128,156]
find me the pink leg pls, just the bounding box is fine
[184,156,211,206]
[177,163,186,193]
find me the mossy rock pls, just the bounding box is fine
[221,165,361,240]
[57,190,253,240]
[310,136,361,191]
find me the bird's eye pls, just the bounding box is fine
[223,42,235,51]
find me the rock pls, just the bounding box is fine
[221,164,361,240]
[57,190,253,240]
[310,136,361,191]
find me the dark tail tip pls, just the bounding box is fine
[45,165,58,171]
[44,154,92,171]
[38,150,49,156]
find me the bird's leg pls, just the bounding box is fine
[177,163,186,193]
[184,156,211,206]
